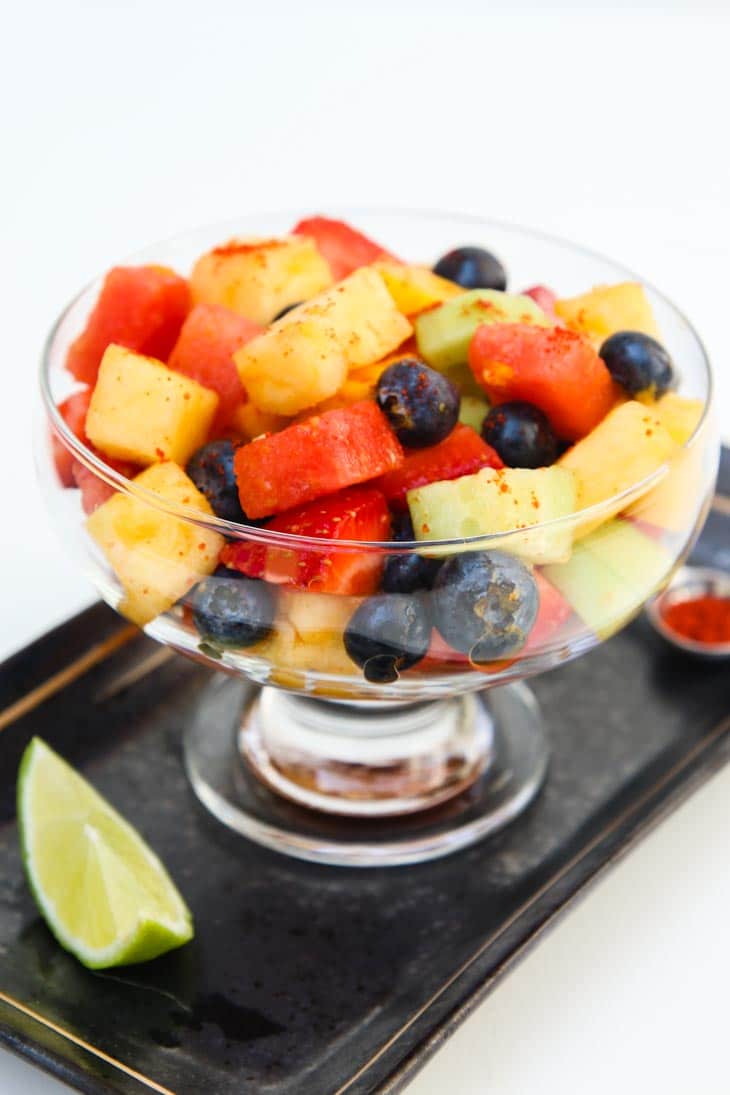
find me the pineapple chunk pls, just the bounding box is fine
[233,268,412,415]
[555,283,659,345]
[251,592,359,675]
[86,345,218,466]
[190,235,333,325]
[559,400,678,513]
[407,466,578,564]
[230,402,291,441]
[372,260,464,316]
[86,462,224,626]
[655,391,704,445]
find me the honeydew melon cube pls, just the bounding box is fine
[86,345,218,466]
[414,289,552,372]
[458,394,491,432]
[407,465,578,564]
[86,462,223,627]
[542,518,672,637]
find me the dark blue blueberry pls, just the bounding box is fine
[432,550,538,663]
[433,246,507,291]
[382,514,442,593]
[273,301,304,321]
[344,594,432,683]
[191,575,275,648]
[186,440,247,523]
[481,401,558,468]
[391,511,418,542]
[376,359,459,448]
[599,331,675,398]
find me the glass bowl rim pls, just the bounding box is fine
[40,206,714,552]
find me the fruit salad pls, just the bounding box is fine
[49,215,711,691]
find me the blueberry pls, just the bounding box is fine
[186,440,247,523]
[382,513,442,593]
[344,594,432,683]
[599,331,675,398]
[433,246,507,291]
[376,359,459,448]
[481,401,558,468]
[391,511,418,542]
[273,301,303,321]
[432,550,538,663]
[191,575,275,648]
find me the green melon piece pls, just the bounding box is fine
[414,289,552,372]
[458,394,490,433]
[542,519,672,637]
[407,465,578,564]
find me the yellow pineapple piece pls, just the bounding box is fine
[86,462,224,627]
[372,260,464,316]
[231,402,291,440]
[234,268,412,415]
[559,400,678,513]
[190,236,332,325]
[555,283,659,345]
[655,392,704,445]
[251,592,359,676]
[86,345,218,466]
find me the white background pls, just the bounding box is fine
[1,1,729,1092]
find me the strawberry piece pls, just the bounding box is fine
[522,285,558,317]
[52,389,92,486]
[220,486,391,594]
[292,216,397,280]
[374,424,503,511]
[234,401,403,519]
[468,323,614,440]
[66,265,190,384]
[167,303,261,432]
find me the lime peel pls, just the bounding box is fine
[17,737,193,969]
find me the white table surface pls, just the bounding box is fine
[2,1,729,1091]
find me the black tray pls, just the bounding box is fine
[1,449,729,1095]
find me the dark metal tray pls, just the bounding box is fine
[1,449,729,1095]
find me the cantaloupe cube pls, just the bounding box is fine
[555,283,659,345]
[190,236,333,325]
[86,462,224,626]
[558,400,678,513]
[86,345,218,466]
[372,260,464,315]
[233,268,412,415]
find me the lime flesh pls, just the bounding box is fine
[17,738,193,969]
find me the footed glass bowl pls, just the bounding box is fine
[38,210,718,865]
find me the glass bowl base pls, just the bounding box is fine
[183,676,549,867]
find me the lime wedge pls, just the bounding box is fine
[17,737,193,969]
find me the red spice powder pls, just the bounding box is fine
[662,595,730,645]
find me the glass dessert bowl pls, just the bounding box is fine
[38,210,718,866]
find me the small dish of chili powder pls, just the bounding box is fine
[646,566,730,659]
